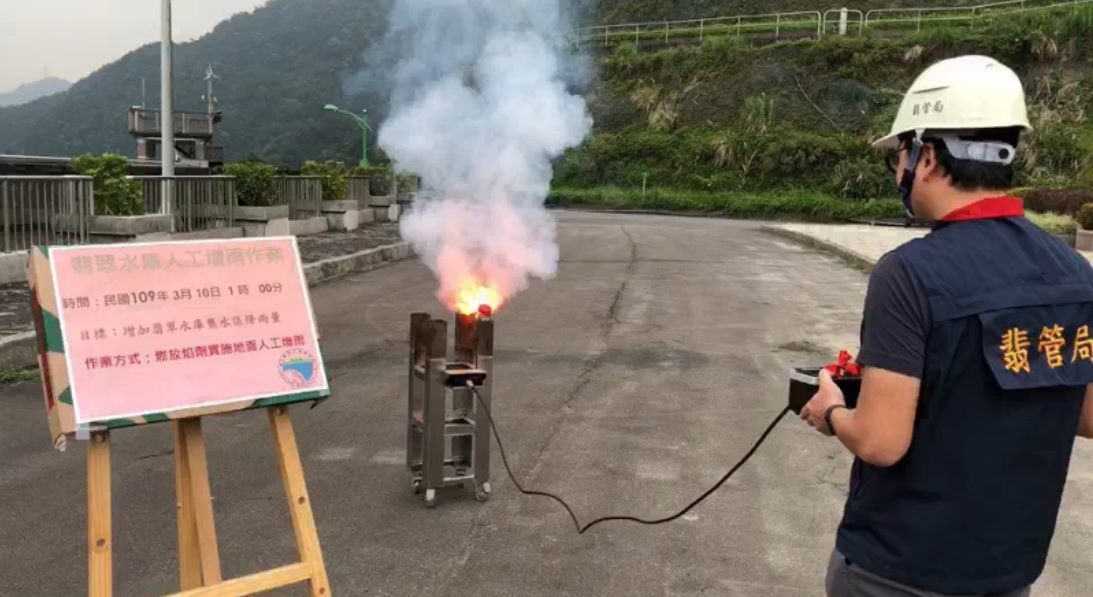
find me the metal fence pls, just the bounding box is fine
[131,176,236,233]
[347,176,370,207]
[0,176,94,253]
[275,176,323,219]
[864,0,1093,31]
[574,0,1092,45]
[576,11,823,45]
[822,8,866,36]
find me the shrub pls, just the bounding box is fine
[301,160,349,201]
[1077,164,1093,189]
[353,164,394,196]
[70,153,142,216]
[547,186,904,221]
[611,42,638,73]
[830,158,892,200]
[1027,211,1077,236]
[1021,188,1093,216]
[224,161,278,207]
[395,171,420,193]
[1078,203,1093,231]
[754,131,863,184]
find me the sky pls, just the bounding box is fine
[0,0,270,92]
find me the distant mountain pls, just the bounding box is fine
[0,0,392,165]
[0,0,965,164]
[0,77,72,107]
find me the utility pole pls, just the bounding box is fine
[161,0,176,221]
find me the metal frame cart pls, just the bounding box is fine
[407,311,493,507]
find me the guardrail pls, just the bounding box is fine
[575,11,823,45]
[275,176,323,219]
[574,0,1091,45]
[822,8,865,36]
[0,176,94,253]
[131,176,236,233]
[863,0,1091,32]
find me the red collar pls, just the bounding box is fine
[940,196,1024,222]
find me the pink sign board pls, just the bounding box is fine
[49,237,328,424]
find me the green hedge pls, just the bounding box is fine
[302,160,349,201]
[71,153,142,216]
[548,186,904,220]
[224,162,278,207]
[554,127,893,200]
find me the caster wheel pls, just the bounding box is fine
[424,489,438,508]
[411,478,423,495]
[475,482,492,502]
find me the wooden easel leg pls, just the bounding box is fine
[174,422,202,590]
[269,407,331,597]
[178,418,222,586]
[88,431,112,597]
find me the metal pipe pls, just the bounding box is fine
[2,180,9,253]
[160,0,176,225]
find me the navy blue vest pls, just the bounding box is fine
[837,215,1093,594]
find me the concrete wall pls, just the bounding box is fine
[0,252,28,285]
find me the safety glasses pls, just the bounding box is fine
[885,151,902,174]
[885,136,915,174]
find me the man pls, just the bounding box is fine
[801,55,1093,596]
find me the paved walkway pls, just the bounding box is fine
[0,223,403,346]
[3,213,1091,596]
[768,223,1093,267]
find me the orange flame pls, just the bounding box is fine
[453,282,503,316]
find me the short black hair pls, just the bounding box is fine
[921,127,1023,191]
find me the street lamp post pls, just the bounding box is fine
[161,0,175,224]
[324,104,371,167]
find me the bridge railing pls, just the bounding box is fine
[0,176,94,253]
[347,176,370,207]
[131,176,236,232]
[275,176,323,219]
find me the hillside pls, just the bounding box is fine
[0,0,391,164]
[0,77,72,108]
[558,5,1093,194]
[1,0,1091,183]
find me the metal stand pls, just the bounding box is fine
[407,312,494,507]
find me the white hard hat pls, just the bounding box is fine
[872,55,1031,150]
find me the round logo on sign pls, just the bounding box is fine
[279,349,317,388]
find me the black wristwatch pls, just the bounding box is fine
[824,404,849,435]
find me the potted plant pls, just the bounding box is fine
[1076,203,1093,251]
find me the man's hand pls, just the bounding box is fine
[801,369,846,437]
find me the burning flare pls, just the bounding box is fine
[454,282,503,316]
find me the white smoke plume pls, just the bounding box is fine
[373,0,591,312]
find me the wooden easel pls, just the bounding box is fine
[86,406,331,596]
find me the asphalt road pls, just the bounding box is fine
[2,212,1091,596]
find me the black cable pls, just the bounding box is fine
[470,386,791,534]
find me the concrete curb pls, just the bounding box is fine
[303,241,413,285]
[760,225,877,273]
[0,241,415,371]
[0,331,37,371]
